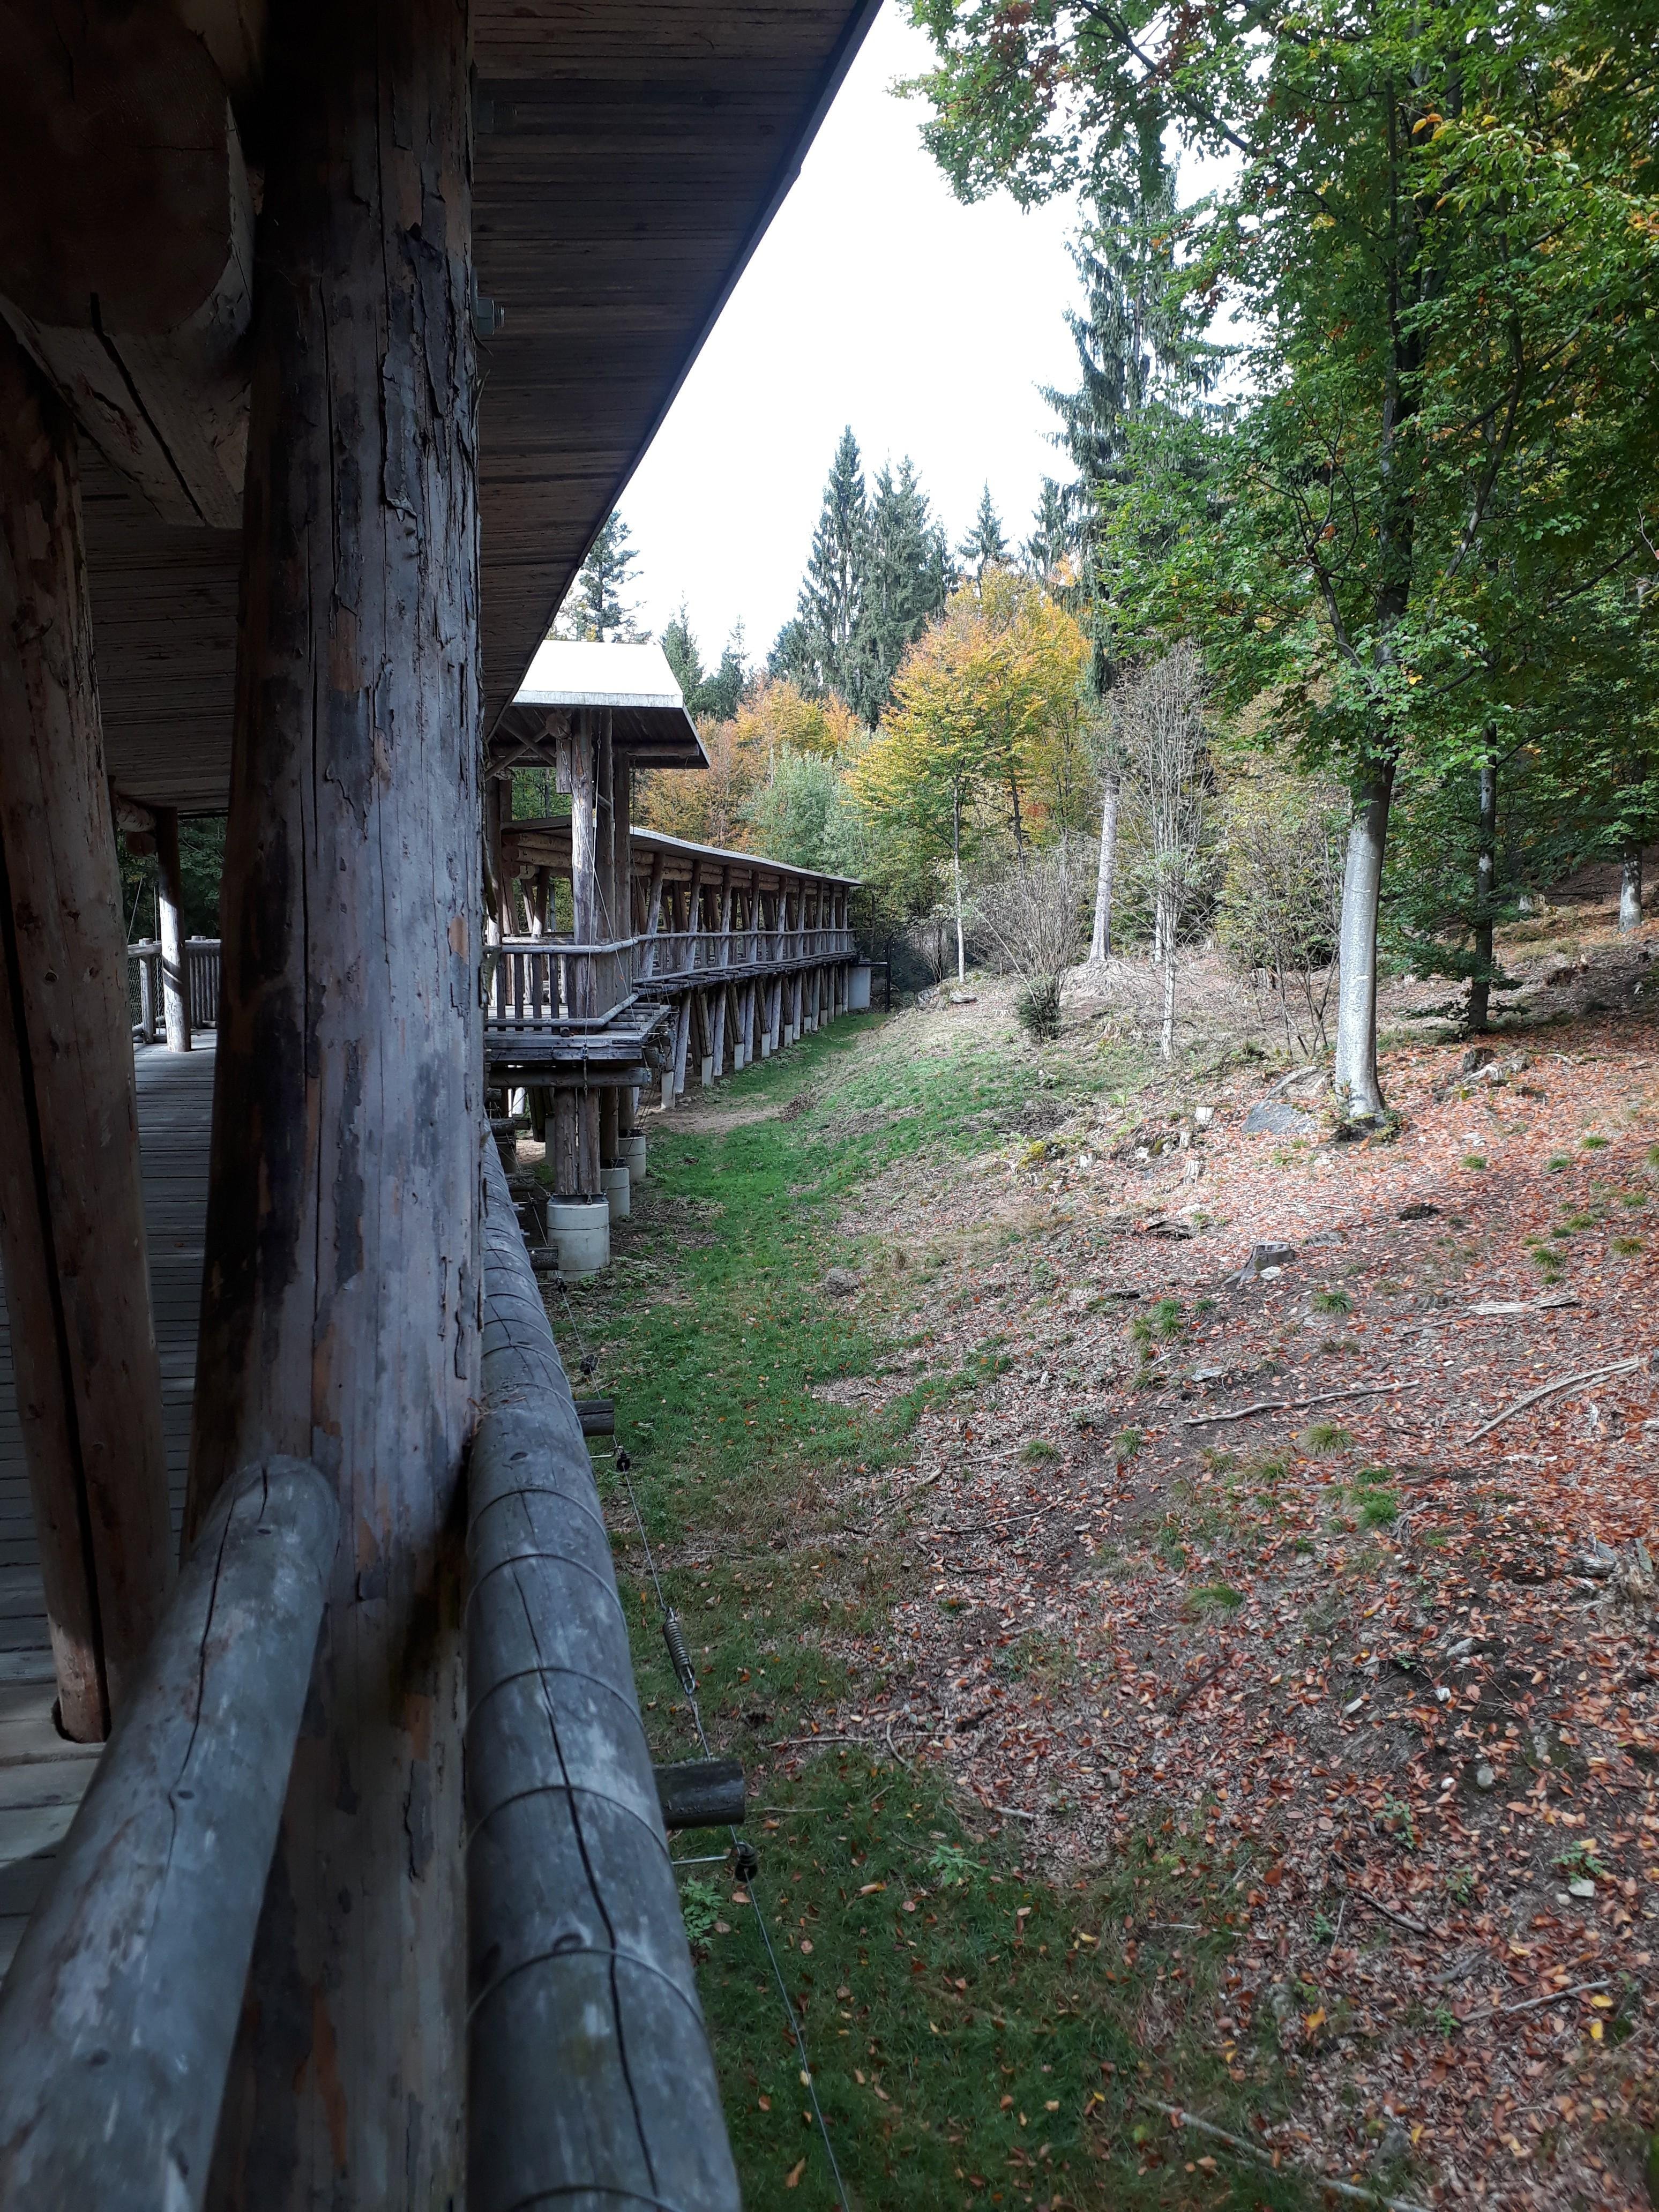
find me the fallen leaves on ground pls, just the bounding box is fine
[764,916,1659,2209]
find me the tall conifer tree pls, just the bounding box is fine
[849,458,952,723]
[780,428,869,699]
[958,483,1010,577]
[565,509,642,641]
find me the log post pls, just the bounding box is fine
[0,319,173,1743]
[614,751,633,967]
[184,0,479,2198]
[154,806,193,1053]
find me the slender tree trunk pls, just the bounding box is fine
[1089,769,1119,965]
[952,784,966,983]
[154,806,193,1053]
[0,320,173,1742]
[1468,750,1497,1032]
[1160,905,1176,1063]
[1007,769,1025,860]
[1620,843,1643,932]
[1333,763,1396,1121]
[188,0,478,2198]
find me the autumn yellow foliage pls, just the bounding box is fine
[851,571,1089,901]
[634,679,862,849]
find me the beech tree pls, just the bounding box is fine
[911,0,1659,1116]
[852,576,1087,972]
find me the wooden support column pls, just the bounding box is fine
[0,321,173,1744]
[154,806,193,1053]
[571,711,599,983]
[184,1,478,2199]
[595,708,615,941]
[640,855,664,977]
[552,1090,580,1193]
[579,1085,601,1195]
[613,751,632,949]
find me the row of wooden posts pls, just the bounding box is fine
[0,5,502,2196]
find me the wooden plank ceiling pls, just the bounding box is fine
[89,0,880,813]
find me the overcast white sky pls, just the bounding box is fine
[616,1,1084,666]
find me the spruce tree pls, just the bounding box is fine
[786,428,869,699]
[958,483,1009,578]
[1042,102,1216,586]
[1024,479,1074,582]
[848,458,951,724]
[564,510,642,641]
[699,626,750,723]
[660,599,705,700]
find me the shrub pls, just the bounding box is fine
[1302,1421,1351,1455]
[1016,977,1063,1039]
[1310,1287,1352,1314]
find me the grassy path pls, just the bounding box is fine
[544,1014,1309,2212]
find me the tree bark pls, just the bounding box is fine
[952,784,966,983]
[1089,769,1119,965]
[1159,889,1176,1061]
[185,0,479,2198]
[154,806,193,1053]
[1334,763,1396,1122]
[1620,843,1643,933]
[1468,750,1497,1032]
[0,318,173,1743]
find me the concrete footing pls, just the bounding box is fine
[545,1198,609,1278]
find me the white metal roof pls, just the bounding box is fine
[514,638,686,713]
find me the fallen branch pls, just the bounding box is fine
[884,1714,912,1772]
[1355,1888,1434,1937]
[978,1799,1038,1822]
[1466,1356,1642,1445]
[1184,1382,1401,1429]
[1136,2101,1431,2212]
[1461,1976,1611,2026]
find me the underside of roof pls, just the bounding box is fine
[74,0,881,813]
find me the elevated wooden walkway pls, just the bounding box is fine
[0,1041,213,1976]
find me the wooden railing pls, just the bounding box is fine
[484,925,856,1028]
[0,1459,338,2207]
[470,1142,740,2206]
[129,936,221,1038]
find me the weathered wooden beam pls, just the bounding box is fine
[0,319,173,1743]
[469,1141,740,2211]
[0,1458,338,2212]
[655,1758,745,1832]
[153,806,192,1053]
[184,0,478,2198]
[0,4,255,528]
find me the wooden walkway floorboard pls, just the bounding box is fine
[0,1040,214,1976]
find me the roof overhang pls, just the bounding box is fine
[21,0,885,813]
[502,817,860,893]
[494,641,707,769]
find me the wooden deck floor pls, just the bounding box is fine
[0,1040,214,1976]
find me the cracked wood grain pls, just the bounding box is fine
[0,1458,337,2211]
[184,1,480,2202]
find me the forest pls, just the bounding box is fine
[557,0,1656,1122]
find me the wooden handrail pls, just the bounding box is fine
[467,1140,740,2211]
[483,927,858,1025]
[0,1457,338,2211]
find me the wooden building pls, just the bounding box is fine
[482,638,860,1253]
[0,1,880,2204]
